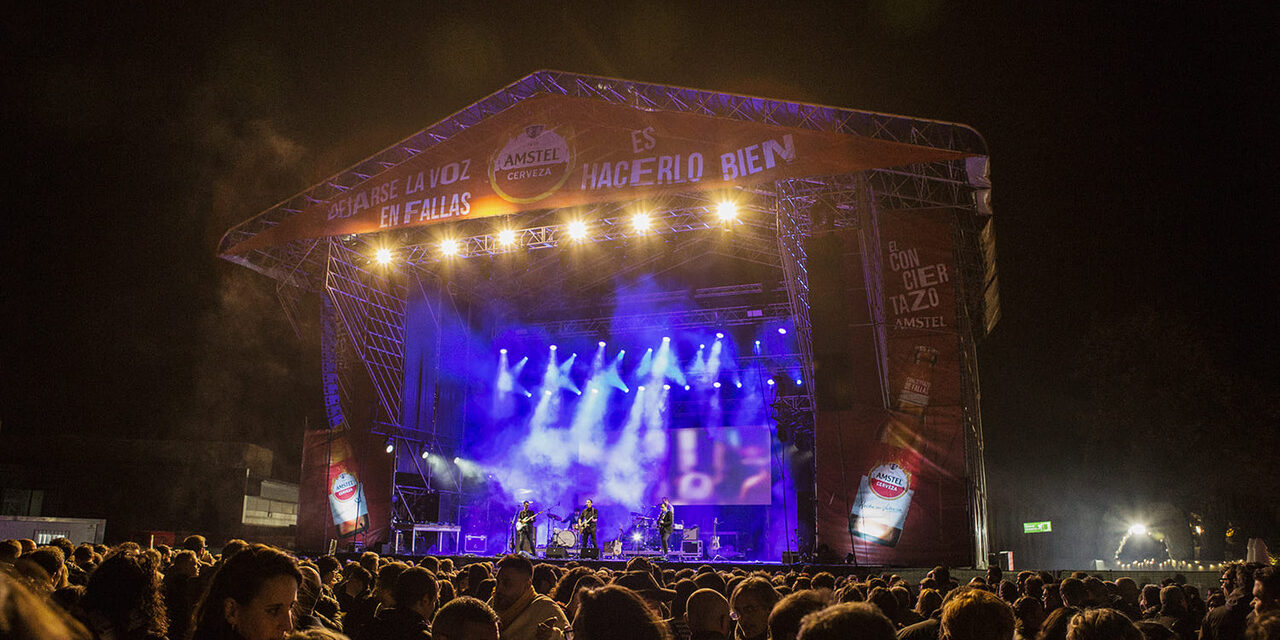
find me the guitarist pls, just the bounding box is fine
[515,501,536,554]
[657,497,674,555]
[578,499,599,550]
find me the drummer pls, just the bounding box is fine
[578,498,599,550]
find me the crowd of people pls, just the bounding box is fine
[1,534,1277,640]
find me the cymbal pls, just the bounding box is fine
[546,514,563,521]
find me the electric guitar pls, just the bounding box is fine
[517,509,545,532]
[578,511,597,529]
[710,517,721,556]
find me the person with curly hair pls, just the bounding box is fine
[78,547,168,640]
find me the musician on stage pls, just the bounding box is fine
[657,497,674,555]
[578,499,599,550]
[515,501,536,554]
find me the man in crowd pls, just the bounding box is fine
[686,588,732,640]
[358,566,437,640]
[939,588,1015,640]
[489,554,568,640]
[433,596,501,640]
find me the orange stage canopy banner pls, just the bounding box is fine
[226,94,965,254]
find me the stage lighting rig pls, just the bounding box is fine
[440,238,461,257]
[497,228,516,246]
[374,248,394,265]
[716,201,738,223]
[566,219,588,241]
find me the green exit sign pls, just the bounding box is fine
[1023,521,1053,534]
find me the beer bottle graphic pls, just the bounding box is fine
[326,429,370,537]
[849,345,938,547]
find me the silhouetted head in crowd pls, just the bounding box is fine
[670,579,699,619]
[1256,566,1280,617]
[222,539,250,562]
[916,587,942,617]
[797,602,895,640]
[1038,606,1080,640]
[687,588,732,638]
[1025,576,1045,601]
[493,554,534,611]
[999,580,1020,603]
[295,566,324,618]
[1059,579,1087,609]
[941,587,1015,640]
[393,567,439,620]
[1065,608,1140,640]
[417,556,440,575]
[183,535,208,555]
[811,572,836,592]
[467,563,493,595]
[1043,583,1062,614]
[573,585,671,640]
[694,570,727,597]
[567,575,604,619]
[0,539,21,564]
[867,586,899,622]
[315,556,340,587]
[432,596,500,640]
[192,544,302,640]
[339,564,371,598]
[1133,621,1176,640]
[80,547,167,639]
[552,566,595,605]
[1014,596,1045,638]
[15,546,66,593]
[374,562,408,607]
[532,563,558,595]
[1157,585,1187,616]
[0,570,92,640]
[358,551,379,576]
[730,576,781,640]
[768,590,826,640]
[1139,584,1161,612]
[72,545,96,570]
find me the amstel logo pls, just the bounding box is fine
[489,124,574,203]
[331,472,359,502]
[867,462,910,500]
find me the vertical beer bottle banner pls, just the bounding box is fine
[815,208,969,566]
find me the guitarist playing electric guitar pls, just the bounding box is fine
[514,501,540,554]
[578,498,599,550]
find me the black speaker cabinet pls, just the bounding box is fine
[546,546,567,559]
[580,547,599,559]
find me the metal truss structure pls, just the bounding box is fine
[220,70,995,563]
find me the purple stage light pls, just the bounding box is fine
[500,348,507,354]
[598,341,606,347]
[550,345,558,351]
[767,378,775,386]
[683,385,691,391]
[795,378,803,385]
[713,381,722,388]
[716,332,724,339]
[777,328,787,335]
[663,384,671,390]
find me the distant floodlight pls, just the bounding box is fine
[662,336,670,343]
[632,212,651,233]
[683,385,691,391]
[544,390,552,396]
[499,348,508,355]
[385,440,395,454]
[421,450,429,459]
[735,381,743,388]
[716,201,738,222]
[767,378,776,386]
[567,219,588,240]
[599,341,606,347]
[795,378,803,386]
[1129,524,1147,536]
[375,248,393,265]
[632,532,642,542]
[497,228,516,246]
[713,382,722,389]
[754,340,761,345]
[592,388,599,394]
[440,238,460,256]
[716,332,724,339]
[453,457,461,464]
[638,386,646,391]
[699,344,705,350]
[525,391,533,397]
[663,384,671,390]
[550,345,558,351]
[778,328,787,335]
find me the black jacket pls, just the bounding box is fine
[357,607,431,640]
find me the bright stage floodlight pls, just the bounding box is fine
[767,378,776,386]
[662,336,670,343]
[1128,523,1147,535]
[683,385,691,391]
[713,381,722,389]
[716,201,738,222]
[567,220,588,241]
[778,328,787,335]
[375,248,393,265]
[421,450,429,460]
[499,348,508,355]
[440,238,460,256]
[716,332,724,339]
[598,341,606,347]
[550,345,558,351]
[663,384,671,390]
[497,228,516,246]
[632,212,651,233]
[795,378,803,386]
[385,439,395,454]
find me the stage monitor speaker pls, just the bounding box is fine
[580,547,599,559]
[682,540,702,554]
[546,546,567,559]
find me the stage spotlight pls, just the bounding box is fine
[440,238,460,256]
[632,212,651,233]
[375,248,393,265]
[421,450,429,460]
[683,385,691,391]
[632,532,642,542]
[500,348,508,355]
[385,439,395,454]
[1129,523,1147,535]
[713,381,722,389]
[735,381,743,388]
[767,378,776,386]
[795,378,803,386]
[778,328,787,335]
[599,341,606,347]
[592,388,599,394]
[662,336,670,342]
[567,219,588,241]
[638,386,646,391]
[663,384,671,390]
[700,344,705,349]
[453,457,461,464]
[497,228,516,246]
[716,332,724,339]
[716,201,738,222]
[544,390,553,396]
[550,345,558,351]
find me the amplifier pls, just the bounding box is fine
[580,547,599,559]
[682,540,702,554]
[546,546,567,559]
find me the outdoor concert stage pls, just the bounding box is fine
[219,71,999,567]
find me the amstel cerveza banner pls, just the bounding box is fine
[226,94,963,254]
[816,209,969,566]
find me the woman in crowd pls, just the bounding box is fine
[191,544,303,640]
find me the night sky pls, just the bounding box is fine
[3,4,1275,552]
